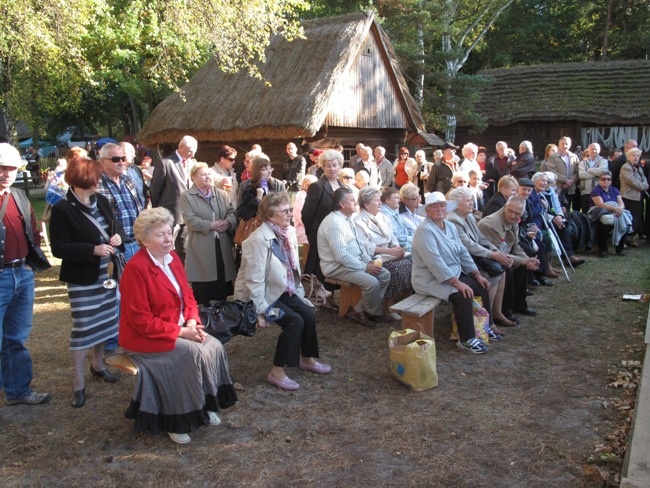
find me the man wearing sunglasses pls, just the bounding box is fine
[149,135,198,263]
[97,143,144,262]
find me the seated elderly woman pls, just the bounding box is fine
[235,192,330,391]
[589,170,633,257]
[119,208,237,445]
[412,192,495,354]
[379,186,412,250]
[398,183,423,236]
[446,187,513,333]
[354,186,412,313]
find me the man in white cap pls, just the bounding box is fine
[0,143,51,405]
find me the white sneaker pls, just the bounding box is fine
[207,411,221,426]
[168,432,191,444]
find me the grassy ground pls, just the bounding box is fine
[2,212,649,486]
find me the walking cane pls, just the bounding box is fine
[540,210,572,282]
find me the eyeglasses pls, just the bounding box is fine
[275,208,292,215]
[400,153,408,156]
[226,157,236,162]
[261,166,273,171]
[104,156,127,163]
[601,177,611,181]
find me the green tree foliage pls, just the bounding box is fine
[1,0,308,143]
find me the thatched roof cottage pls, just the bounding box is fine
[456,59,650,157]
[138,11,439,164]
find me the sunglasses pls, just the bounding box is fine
[275,208,293,215]
[226,157,236,162]
[600,177,611,181]
[104,156,127,163]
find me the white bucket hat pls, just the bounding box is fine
[0,143,21,168]
[416,191,457,216]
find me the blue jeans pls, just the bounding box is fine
[123,241,140,262]
[104,241,139,352]
[0,266,36,399]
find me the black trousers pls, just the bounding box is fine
[594,220,626,253]
[191,237,233,305]
[502,266,529,314]
[273,293,319,368]
[448,273,492,342]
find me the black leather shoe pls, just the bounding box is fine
[90,365,118,383]
[514,307,537,316]
[71,388,86,408]
[538,279,554,287]
[505,314,520,325]
[530,279,541,287]
[526,289,534,296]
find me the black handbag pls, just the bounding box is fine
[198,300,257,344]
[472,255,506,277]
[111,251,127,281]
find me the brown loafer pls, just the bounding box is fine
[345,309,375,328]
[545,268,559,278]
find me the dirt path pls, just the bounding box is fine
[1,247,648,487]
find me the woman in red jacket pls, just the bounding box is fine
[119,207,237,444]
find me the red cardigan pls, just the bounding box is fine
[119,248,200,353]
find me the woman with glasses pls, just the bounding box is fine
[237,155,286,222]
[211,145,239,207]
[235,192,330,390]
[399,183,423,236]
[50,155,125,408]
[590,170,632,257]
[301,150,350,310]
[180,163,237,304]
[393,146,417,189]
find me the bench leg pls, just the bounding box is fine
[401,311,434,337]
[338,286,362,318]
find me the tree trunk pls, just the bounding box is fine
[602,0,615,59]
[128,93,139,134]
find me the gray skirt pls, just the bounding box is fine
[67,256,118,350]
[125,335,238,435]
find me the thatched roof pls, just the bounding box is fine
[138,11,426,146]
[474,60,650,126]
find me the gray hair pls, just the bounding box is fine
[626,147,642,159]
[319,149,344,169]
[357,185,381,209]
[531,172,549,183]
[519,140,533,153]
[98,143,123,160]
[399,182,419,201]
[448,187,473,202]
[462,143,478,158]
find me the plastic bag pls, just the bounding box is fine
[450,297,489,344]
[389,329,438,391]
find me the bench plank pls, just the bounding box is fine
[390,294,441,337]
[105,353,138,375]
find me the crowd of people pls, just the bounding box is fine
[1,133,648,445]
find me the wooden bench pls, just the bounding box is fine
[105,353,139,375]
[390,293,441,337]
[324,277,362,318]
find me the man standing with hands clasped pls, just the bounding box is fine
[0,143,51,405]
